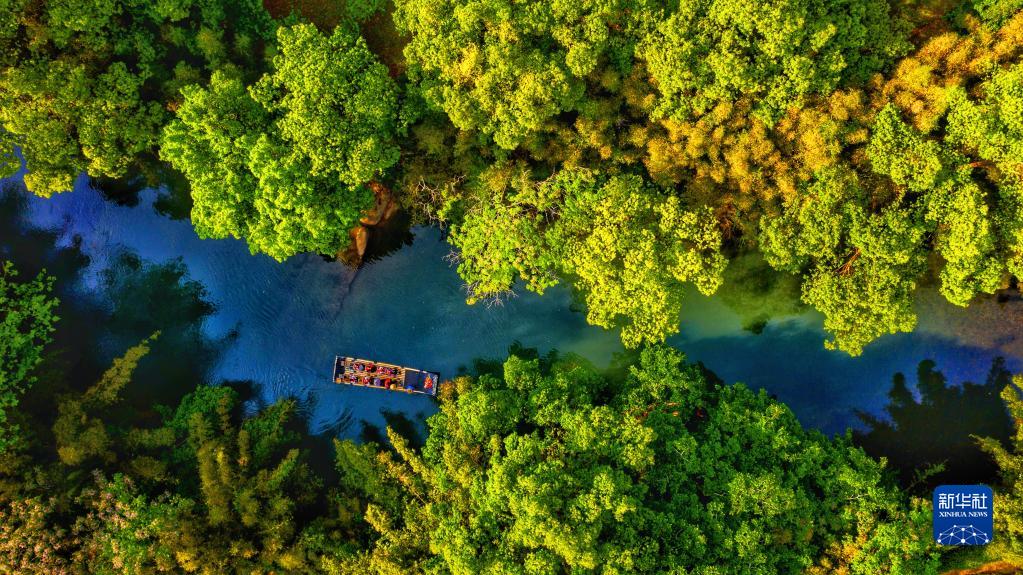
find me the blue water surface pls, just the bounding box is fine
[9,175,1023,437]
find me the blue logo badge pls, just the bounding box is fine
[933,485,993,545]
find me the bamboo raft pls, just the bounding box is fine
[333,356,439,396]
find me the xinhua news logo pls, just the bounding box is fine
[933,485,993,546]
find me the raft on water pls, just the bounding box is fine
[333,356,439,396]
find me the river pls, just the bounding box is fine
[4,171,1022,439]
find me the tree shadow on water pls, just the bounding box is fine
[91,163,194,221]
[1,181,236,412]
[98,250,236,407]
[854,358,1014,490]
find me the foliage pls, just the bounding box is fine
[249,23,400,188]
[451,169,726,347]
[0,261,57,452]
[394,0,656,149]
[162,23,398,260]
[639,0,909,123]
[5,0,1023,355]
[869,105,1005,307]
[978,376,1023,565]
[0,0,274,197]
[2,333,370,574]
[971,0,1023,25]
[760,166,927,354]
[551,172,726,347]
[393,0,1023,354]
[356,346,940,575]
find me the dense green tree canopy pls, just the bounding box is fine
[394,0,656,149]
[388,0,1023,355]
[2,0,1021,355]
[752,32,1023,354]
[0,0,273,197]
[760,166,928,354]
[249,22,400,187]
[451,169,726,347]
[161,23,399,260]
[354,346,939,574]
[640,0,910,123]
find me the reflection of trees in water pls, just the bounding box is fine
[90,162,194,220]
[97,250,236,405]
[91,169,416,265]
[915,287,1023,359]
[1,184,98,401]
[855,358,1014,490]
[1,181,232,412]
[716,252,805,333]
[4,177,375,478]
[360,410,427,449]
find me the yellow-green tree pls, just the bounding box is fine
[450,169,726,347]
[355,346,940,574]
[978,377,1023,565]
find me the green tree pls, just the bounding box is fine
[760,166,928,354]
[639,0,909,123]
[98,386,327,574]
[11,334,370,574]
[162,23,399,260]
[357,346,940,574]
[550,172,726,347]
[970,0,1023,25]
[394,0,657,149]
[451,169,726,347]
[0,0,273,197]
[249,22,400,188]
[0,261,58,452]
[869,104,1005,307]
[978,377,1023,565]
[945,65,1023,282]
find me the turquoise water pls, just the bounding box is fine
[7,173,1023,436]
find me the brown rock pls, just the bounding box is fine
[360,181,393,226]
[352,225,368,257]
[381,198,400,221]
[360,207,383,226]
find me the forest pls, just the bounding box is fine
[2,0,1023,572]
[2,0,1022,353]
[2,255,1022,574]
